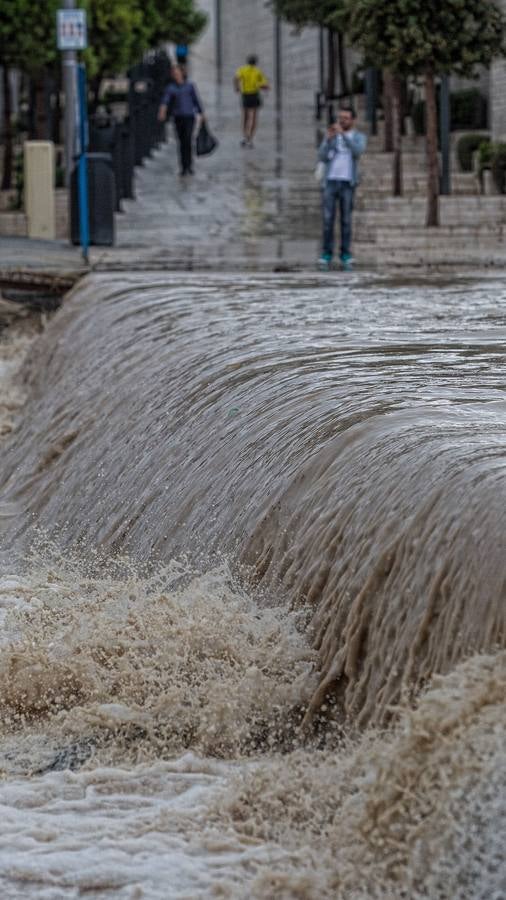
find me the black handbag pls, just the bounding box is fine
[196,121,218,156]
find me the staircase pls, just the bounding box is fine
[359,121,506,265]
[290,113,506,267]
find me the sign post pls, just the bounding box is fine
[57,3,87,188]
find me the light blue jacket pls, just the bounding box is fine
[318,130,367,187]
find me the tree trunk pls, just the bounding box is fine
[383,70,394,153]
[336,31,349,97]
[425,69,440,227]
[392,74,403,196]
[1,67,13,191]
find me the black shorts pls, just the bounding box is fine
[242,93,261,109]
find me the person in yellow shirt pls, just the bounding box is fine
[234,55,270,147]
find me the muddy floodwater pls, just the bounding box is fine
[0,271,505,899]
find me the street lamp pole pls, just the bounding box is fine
[62,0,77,186]
[274,15,282,114]
[215,0,222,84]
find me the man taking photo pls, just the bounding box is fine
[318,107,367,271]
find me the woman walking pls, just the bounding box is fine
[234,55,270,148]
[158,65,204,176]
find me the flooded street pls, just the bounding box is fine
[0,71,505,900]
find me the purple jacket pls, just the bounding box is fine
[162,82,203,117]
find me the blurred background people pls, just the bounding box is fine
[158,64,204,176]
[233,54,270,148]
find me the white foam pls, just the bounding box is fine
[0,756,290,899]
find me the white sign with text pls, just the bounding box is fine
[57,9,87,51]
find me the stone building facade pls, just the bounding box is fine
[193,0,326,108]
[491,0,506,138]
[194,0,506,138]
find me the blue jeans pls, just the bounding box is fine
[322,179,354,259]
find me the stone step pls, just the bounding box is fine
[355,202,506,227]
[360,171,477,186]
[0,211,27,237]
[355,245,506,266]
[284,196,505,222]
[354,195,506,210]
[373,224,506,248]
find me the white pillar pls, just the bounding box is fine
[24,141,56,240]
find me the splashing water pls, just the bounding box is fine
[0,559,504,899]
[0,302,43,438]
[0,272,505,897]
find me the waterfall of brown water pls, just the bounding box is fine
[1,272,505,730]
[0,271,505,897]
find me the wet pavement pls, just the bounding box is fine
[3,70,505,276]
[0,236,87,289]
[91,83,324,271]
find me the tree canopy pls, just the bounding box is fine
[0,0,59,73]
[344,0,505,77]
[83,0,207,81]
[83,0,148,81]
[0,0,207,83]
[148,0,208,46]
[345,0,506,226]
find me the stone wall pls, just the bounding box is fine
[490,0,506,139]
[219,0,321,102]
[193,1,505,136]
[192,0,324,108]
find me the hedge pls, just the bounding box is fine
[456,133,490,171]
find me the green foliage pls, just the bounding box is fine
[82,0,148,80]
[0,0,59,73]
[455,137,505,189]
[270,0,346,30]
[345,0,506,76]
[477,139,493,172]
[148,0,207,45]
[0,0,206,84]
[82,0,206,80]
[456,133,490,171]
[491,142,506,192]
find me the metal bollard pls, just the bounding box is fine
[70,152,115,246]
[89,114,122,212]
[118,119,135,200]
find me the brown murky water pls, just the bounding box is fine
[0,271,505,898]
